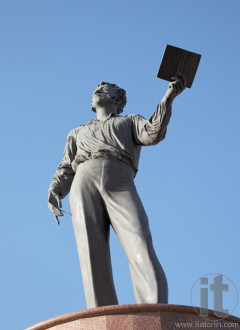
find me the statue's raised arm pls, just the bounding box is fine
[131,74,185,147]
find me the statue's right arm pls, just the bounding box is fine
[48,129,77,223]
[132,74,186,146]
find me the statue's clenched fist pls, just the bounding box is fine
[165,73,186,100]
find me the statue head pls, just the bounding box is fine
[91,82,127,114]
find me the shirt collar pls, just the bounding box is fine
[88,113,116,124]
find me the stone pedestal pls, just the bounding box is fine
[26,304,240,330]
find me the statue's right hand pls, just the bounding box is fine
[48,191,63,225]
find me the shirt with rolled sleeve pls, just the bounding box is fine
[48,98,172,198]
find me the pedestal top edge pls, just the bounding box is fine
[26,303,240,330]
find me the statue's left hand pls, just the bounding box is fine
[48,191,63,225]
[165,73,186,99]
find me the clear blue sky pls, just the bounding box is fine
[0,1,239,329]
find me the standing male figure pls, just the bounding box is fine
[48,75,185,308]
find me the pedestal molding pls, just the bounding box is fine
[26,303,240,330]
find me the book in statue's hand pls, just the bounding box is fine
[157,45,201,88]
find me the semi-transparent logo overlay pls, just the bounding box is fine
[190,273,238,320]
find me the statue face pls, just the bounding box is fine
[91,84,117,110]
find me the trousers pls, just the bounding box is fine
[69,158,168,308]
